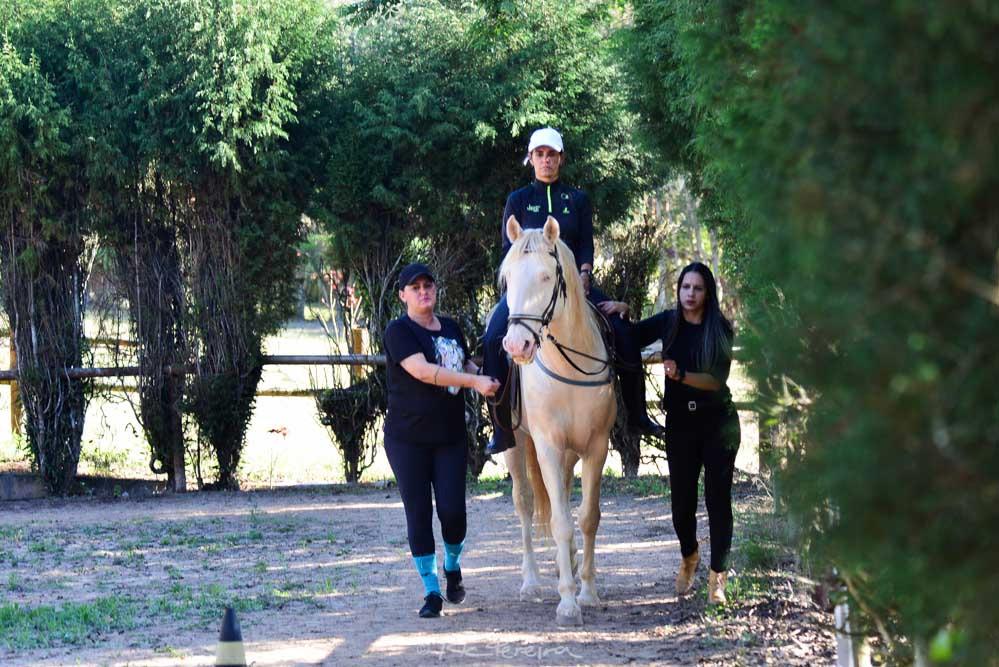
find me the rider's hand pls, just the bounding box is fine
[475,376,501,397]
[580,270,592,295]
[597,300,629,317]
[663,358,680,381]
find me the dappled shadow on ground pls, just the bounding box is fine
[0,482,832,666]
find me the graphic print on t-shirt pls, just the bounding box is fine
[433,336,466,395]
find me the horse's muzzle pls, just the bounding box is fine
[503,332,537,365]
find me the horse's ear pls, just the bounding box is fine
[506,215,522,242]
[543,216,561,243]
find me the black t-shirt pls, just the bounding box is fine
[383,315,469,446]
[501,179,594,270]
[634,310,734,416]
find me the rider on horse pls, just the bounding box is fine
[482,127,664,455]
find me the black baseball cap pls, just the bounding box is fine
[397,262,435,290]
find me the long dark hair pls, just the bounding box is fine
[663,262,733,372]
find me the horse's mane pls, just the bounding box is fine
[500,229,604,355]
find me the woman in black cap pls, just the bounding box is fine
[599,262,740,604]
[383,262,501,618]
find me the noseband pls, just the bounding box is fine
[507,246,611,384]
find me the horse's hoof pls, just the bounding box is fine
[556,609,583,626]
[556,601,582,626]
[520,583,545,601]
[577,591,601,607]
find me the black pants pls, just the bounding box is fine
[384,436,467,556]
[665,409,741,572]
[482,286,645,429]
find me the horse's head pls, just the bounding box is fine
[500,215,579,365]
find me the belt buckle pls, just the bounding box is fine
[687,401,697,412]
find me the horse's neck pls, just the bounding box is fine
[544,302,606,375]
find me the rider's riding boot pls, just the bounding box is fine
[621,368,664,439]
[485,431,513,456]
[485,385,515,456]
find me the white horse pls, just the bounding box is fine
[499,215,616,626]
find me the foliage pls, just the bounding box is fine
[316,370,386,483]
[0,0,104,494]
[598,200,667,476]
[624,0,999,660]
[313,0,645,477]
[314,0,643,325]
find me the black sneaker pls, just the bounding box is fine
[419,592,444,618]
[485,433,513,456]
[444,568,465,604]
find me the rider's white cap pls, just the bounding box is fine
[523,127,564,164]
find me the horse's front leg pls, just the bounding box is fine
[562,451,580,580]
[505,436,543,601]
[537,443,582,626]
[577,442,609,607]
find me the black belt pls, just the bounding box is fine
[667,400,724,415]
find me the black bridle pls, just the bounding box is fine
[506,247,612,382]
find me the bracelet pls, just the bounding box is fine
[433,367,441,385]
[580,268,592,275]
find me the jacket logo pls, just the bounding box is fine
[526,204,540,213]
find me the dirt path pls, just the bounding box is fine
[0,482,834,666]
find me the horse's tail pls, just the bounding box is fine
[524,436,552,539]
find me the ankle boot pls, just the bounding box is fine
[708,569,728,605]
[485,381,515,455]
[675,549,700,595]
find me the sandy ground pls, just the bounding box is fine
[0,480,834,666]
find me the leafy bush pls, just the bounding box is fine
[316,371,386,483]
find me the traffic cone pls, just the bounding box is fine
[215,606,247,666]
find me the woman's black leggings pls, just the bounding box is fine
[665,410,741,572]
[384,437,467,556]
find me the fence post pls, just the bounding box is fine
[350,328,365,382]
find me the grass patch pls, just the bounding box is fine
[0,597,138,650]
[469,474,511,495]
[0,526,24,541]
[149,583,277,623]
[7,572,25,592]
[28,539,63,555]
[735,501,796,573]
[602,474,671,498]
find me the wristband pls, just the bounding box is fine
[677,366,686,382]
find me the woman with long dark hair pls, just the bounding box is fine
[599,262,740,604]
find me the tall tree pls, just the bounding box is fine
[623,0,999,660]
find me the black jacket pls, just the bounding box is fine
[501,179,594,270]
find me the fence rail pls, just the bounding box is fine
[0,350,702,382]
[0,350,756,412]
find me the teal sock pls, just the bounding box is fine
[412,554,440,596]
[443,540,464,572]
